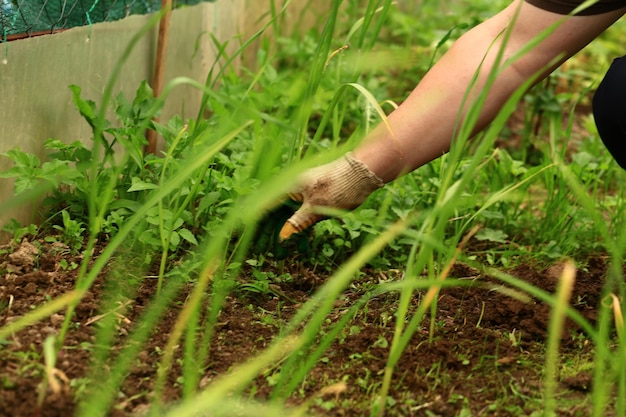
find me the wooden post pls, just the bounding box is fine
[146,0,172,155]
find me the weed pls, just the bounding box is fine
[45,210,86,254]
[0,1,625,416]
[1,220,38,244]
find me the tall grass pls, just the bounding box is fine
[0,0,625,416]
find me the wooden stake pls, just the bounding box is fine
[146,0,172,155]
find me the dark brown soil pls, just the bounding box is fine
[0,238,621,417]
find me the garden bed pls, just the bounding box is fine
[0,238,618,416]
[1,1,625,415]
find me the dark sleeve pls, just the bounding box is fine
[593,56,626,171]
[525,0,626,15]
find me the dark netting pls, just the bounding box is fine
[1,0,214,41]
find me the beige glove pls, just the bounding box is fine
[279,153,384,240]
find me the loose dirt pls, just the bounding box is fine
[0,238,621,417]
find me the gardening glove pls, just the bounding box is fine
[279,152,384,240]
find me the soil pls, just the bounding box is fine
[0,237,621,417]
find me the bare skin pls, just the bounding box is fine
[352,0,626,183]
[280,1,625,238]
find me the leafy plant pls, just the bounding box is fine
[1,219,38,244]
[47,210,86,254]
[0,1,625,417]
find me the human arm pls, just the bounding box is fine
[281,0,626,239]
[353,0,625,181]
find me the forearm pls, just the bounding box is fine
[353,0,624,182]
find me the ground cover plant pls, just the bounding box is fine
[1,0,626,416]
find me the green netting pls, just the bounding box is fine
[1,0,214,41]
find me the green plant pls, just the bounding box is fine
[1,219,38,244]
[46,210,86,254]
[0,1,625,417]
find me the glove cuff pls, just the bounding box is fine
[343,152,385,198]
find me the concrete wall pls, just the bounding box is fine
[0,0,327,237]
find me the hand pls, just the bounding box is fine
[252,200,310,260]
[279,153,384,240]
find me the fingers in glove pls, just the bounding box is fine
[279,209,324,240]
[252,199,311,258]
[251,201,296,253]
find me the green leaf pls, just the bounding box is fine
[197,192,220,214]
[139,229,161,248]
[441,179,462,206]
[171,217,184,230]
[134,80,154,105]
[44,139,70,151]
[1,148,41,170]
[133,81,159,120]
[178,228,198,246]
[169,230,180,248]
[477,210,505,220]
[475,228,508,244]
[41,160,82,182]
[127,177,159,192]
[69,85,97,128]
[0,166,31,179]
[114,92,133,122]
